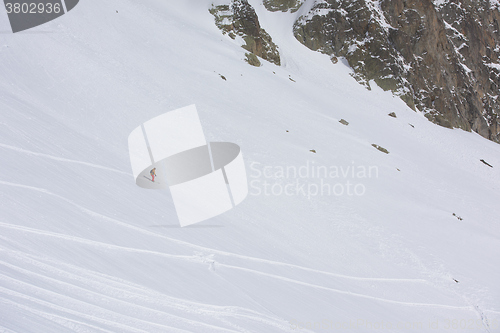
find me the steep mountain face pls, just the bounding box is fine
[210,0,281,66]
[435,0,500,140]
[294,0,500,142]
[232,0,500,143]
[2,1,500,331]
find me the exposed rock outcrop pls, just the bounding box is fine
[209,0,500,143]
[293,0,500,142]
[263,0,305,12]
[210,0,281,66]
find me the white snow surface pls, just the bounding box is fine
[0,0,499,332]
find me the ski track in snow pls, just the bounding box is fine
[1,179,497,328]
[0,250,293,331]
[0,325,23,333]
[0,280,238,333]
[215,263,472,311]
[0,221,442,311]
[0,251,296,333]
[0,285,188,333]
[0,222,197,262]
[0,143,131,176]
[1,297,120,333]
[0,179,429,282]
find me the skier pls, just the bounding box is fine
[150,168,157,182]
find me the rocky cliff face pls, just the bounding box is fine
[435,0,500,140]
[211,0,500,143]
[293,0,500,143]
[210,0,281,66]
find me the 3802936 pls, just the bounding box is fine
[5,2,62,14]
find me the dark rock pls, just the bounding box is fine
[339,119,349,125]
[372,144,390,154]
[263,0,304,12]
[480,159,493,168]
[388,112,397,118]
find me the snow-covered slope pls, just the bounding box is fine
[0,0,499,332]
